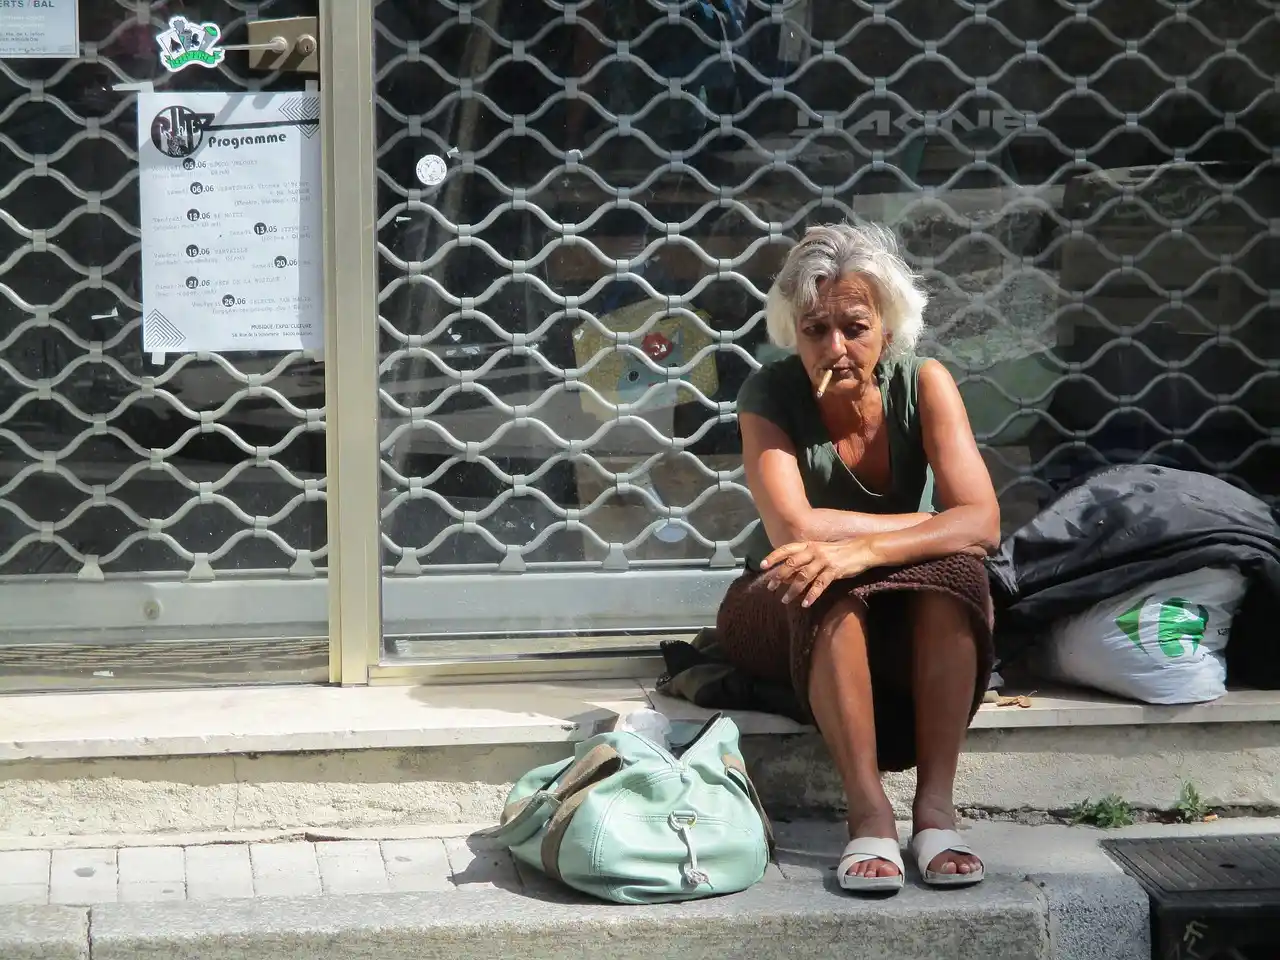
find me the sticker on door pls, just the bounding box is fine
[415,155,447,187]
[156,16,226,73]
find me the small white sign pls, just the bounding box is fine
[415,155,447,187]
[138,91,323,354]
[0,0,80,59]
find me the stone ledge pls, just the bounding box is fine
[83,878,1052,960]
[968,688,1280,730]
[1,680,1278,763]
[647,685,1280,733]
[3,722,1277,837]
[0,682,649,762]
[0,905,87,960]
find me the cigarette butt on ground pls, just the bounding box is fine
[816,369,833,398]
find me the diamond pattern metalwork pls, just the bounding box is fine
[374,0,1280,596]
[0,0,326,583]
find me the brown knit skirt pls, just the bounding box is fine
[714,553,994,773]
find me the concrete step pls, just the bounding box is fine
[7,880,1050,960]
[7,816,1244,960]
[1,682,1279,839]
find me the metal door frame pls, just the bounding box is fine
[321,0,381,685]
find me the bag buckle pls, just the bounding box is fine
[668,811,697,830]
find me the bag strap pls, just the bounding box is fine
[723,753,776,857]
[480,742,623,847]
[540,774,613,881]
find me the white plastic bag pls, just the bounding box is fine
[1039,568,1248,705]
[612,708,673,749]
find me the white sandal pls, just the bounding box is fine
[910,828,985,887]
[837,837,906,893]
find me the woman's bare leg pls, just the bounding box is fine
[910,591,982,876]
[808,597,899,879]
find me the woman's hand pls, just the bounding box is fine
[759,538,879,608]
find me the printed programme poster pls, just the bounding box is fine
[137,90,323,354]
[0,0,79,58]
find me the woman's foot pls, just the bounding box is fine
[912,800,982,878]
[843,809,901,880]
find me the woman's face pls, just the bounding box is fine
[794,274,887,396]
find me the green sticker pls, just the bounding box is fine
[156,16,226,73]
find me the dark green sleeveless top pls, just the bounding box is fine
[737,353,936,570]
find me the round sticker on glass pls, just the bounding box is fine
[415,155,447,187]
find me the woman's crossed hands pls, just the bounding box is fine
[760,539,880,608]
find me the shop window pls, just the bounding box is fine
[373,0,1280,647]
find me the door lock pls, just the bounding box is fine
[245,17,319,74]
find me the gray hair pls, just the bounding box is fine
[764,222,927,359]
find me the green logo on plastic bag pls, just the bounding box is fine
[1115,596,1209,659]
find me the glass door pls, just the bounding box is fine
[370,0,763,673]
[0,0,329,690]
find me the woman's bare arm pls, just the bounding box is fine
[740,411,931,547]
[858,359,1001,567]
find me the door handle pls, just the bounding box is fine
[221,36,289,54]
[245,17,319,74]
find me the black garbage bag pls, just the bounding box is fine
[987,464,1280,690]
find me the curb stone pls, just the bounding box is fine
[0,905,88,960]
[1034,872,1151,960]
[11,879,1050,960]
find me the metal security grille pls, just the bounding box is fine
[374,0,1280,642]
[0,1,326,643]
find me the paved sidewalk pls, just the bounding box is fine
[0,837,494,906]
[0,816,1231,909]
[8,818,1260,959]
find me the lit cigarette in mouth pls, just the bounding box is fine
[816,369,833,398]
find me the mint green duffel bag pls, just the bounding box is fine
[480,714,774,904]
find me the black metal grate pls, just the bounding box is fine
[1104,835,1280,960]
[1105,836,1280,898]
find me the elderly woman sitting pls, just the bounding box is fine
[717,222,999,893]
